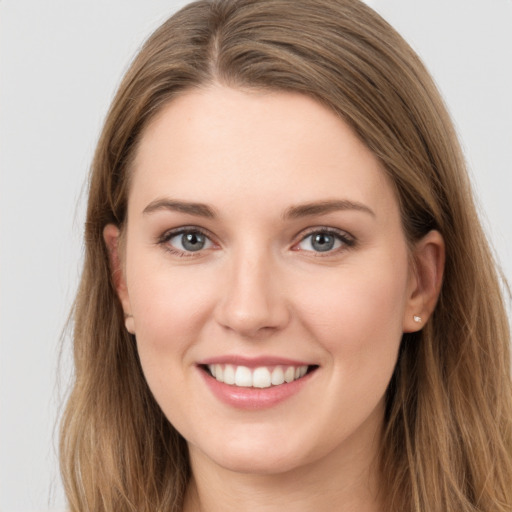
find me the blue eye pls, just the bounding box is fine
[166,230,213,253]
[297,230,352,253]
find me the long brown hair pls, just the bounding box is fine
[60,0,512,510]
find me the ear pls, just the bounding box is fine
[103,224,135,334]
[403,230,445,332]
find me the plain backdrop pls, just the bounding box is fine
[0,1,511,510]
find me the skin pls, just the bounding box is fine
[104,86,444,512]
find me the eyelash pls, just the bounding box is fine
[157,227,215,258]
[293,227,356,255]
[157,226,356,257]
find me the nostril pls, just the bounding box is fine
[214,265,291,336]
[215,303,292,338]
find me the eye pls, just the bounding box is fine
[295,229,354,253]
[162,229,214,255]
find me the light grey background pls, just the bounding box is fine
[1,1,510,510]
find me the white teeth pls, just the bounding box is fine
[252,367,272,388]
[284,366,295,383]
[214,364,223,382]
[271,366,285,385]
[207,364,309,388]
[235,366,253,387]
[223,364,236,385]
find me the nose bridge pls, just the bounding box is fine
[215,241,289,336]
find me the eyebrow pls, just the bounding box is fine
[142,198,375,220]
[283,200,375,219]
[143,199,216,218]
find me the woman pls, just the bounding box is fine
[59,0,512,510]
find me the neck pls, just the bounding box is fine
[183,415,383,512]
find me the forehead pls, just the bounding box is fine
[130,86,397,219]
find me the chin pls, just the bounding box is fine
[213,449,305,476]
[190,428,319,476]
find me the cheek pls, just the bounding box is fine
[288,253,409,440]
[125,265,217,424]
[125,251,219,372]
[295,251,409,367]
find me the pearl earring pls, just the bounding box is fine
[124,313,135,334]
[413,315,422,323]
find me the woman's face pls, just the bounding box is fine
[107,86,429,476]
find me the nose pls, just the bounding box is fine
[214,249,291,338]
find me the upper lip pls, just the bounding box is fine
[197,355,315,368]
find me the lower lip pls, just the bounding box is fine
[199,367,316,410]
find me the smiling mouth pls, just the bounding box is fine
[201,364,318,389]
